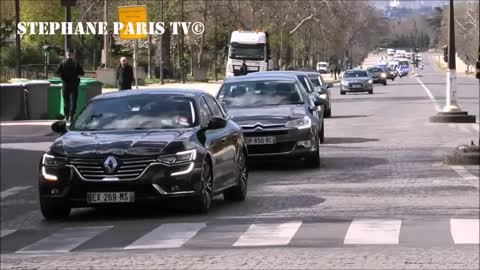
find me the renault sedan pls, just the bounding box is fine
[39,89,248,219]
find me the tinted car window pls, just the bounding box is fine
[198,97,212,126]
[203,95,225,119]
[367,67,384,73]
[344,70,369,77]
[308,75,321,87]
[218,80,304,108]
[72,95,197,131]
[298,75,314,93]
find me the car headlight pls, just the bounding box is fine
[42,153,67,167]
[381,73,387,78]
[341,80,349,86]
[157,149,197,164]
[285,116,311,130]
[319,93,328,100]
[368,79,373,84]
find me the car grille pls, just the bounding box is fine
[247,142,295,155]
[69,156,157,181]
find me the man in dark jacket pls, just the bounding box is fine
[239,60,248,76]
[115,57,134,90]
[55,49,84,122]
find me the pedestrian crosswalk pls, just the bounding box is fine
[1,219,478,254]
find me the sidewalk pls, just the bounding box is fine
[430,54,476,79]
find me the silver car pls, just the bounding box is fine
[340,69,373,95]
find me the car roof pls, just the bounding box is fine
[247,71,311,76]
[345,69,368,72]
[92,88,211,101]
[223,74,298,83]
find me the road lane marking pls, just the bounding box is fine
[450,219,479,244]
[416,78,442,112]
[17,226,112,253]
[344,219,402,245]
[450,165,479,189]
[1,186,32,200]
[233,221,302,247]
[1,230,16,238]
[124,223,206,249]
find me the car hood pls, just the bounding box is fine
[49,130,192,158]
[225,105,306,127]
[343,77,370,83]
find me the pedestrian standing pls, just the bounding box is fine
[239,60,248,76]
[55,49,84,122]
[336,65,341,78]
[115,57,134,90]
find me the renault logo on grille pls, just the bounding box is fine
[103,156,118,174]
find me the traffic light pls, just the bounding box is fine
[443,45,448,63]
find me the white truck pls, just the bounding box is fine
[225,31,272,78]
[316,62,329,74]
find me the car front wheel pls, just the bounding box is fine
[223,150,248,202]
[196,160,213,213]
[40,197,71,220]
[305,136,320,168]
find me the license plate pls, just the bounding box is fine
[352,84,362,88]
[87,192,134,203]
[245,136,276,145]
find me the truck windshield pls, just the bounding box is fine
[230,43,265,61]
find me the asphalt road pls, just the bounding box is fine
[1,53,479,269]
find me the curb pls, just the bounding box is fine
[444,145,480,165]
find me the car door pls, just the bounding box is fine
[202,95,236,188]
[204,95,238,186]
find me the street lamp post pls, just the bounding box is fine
[429,0,475,123]
[61,0,76,54]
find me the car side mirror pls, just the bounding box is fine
[314,97,325,106]
[51,121,67,134]
[207,117,227,130]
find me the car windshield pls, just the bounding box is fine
[218,80,304,108]
[71,95,197,131]
[344,70,368,78]
[367,67,384,73]
[229,43,265,60]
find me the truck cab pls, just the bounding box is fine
[225,31,272,78]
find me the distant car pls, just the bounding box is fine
[305,71,333,118]
[39,89,249,219]
[387,49,395,56]
[217,75,324,167]
[398,60,410,76]
[367,66,388,85]
[340,69,373,95]
[316,62,329,74]
[383,66,397,81]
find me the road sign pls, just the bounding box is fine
[118,5,148,40]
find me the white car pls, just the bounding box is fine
[387,49,395,56]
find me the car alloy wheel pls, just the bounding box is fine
[224,151,248,201]
[198,160,213,212]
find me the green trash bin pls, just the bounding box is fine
[47,84,64,119]
[48,77,62,85]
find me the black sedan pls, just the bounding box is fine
[340,69,374,95]
[305,71,333,118]
[367,66,388,85]
[39,89,248,219]
[247,71,326,143]
[217,75,323,168]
